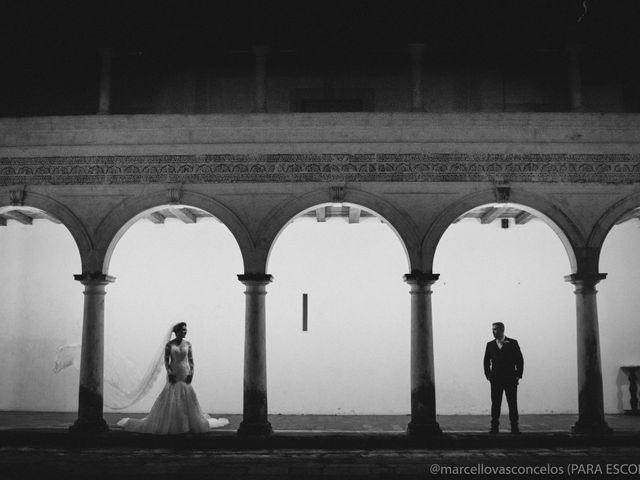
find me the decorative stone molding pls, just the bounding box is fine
[167,187,183,204]
[2,153,640,185]
[9,187,26,205]
[494,185,511,203]
[331,185,345,204]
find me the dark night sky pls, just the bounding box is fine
[1,0,638,55]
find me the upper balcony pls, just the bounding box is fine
[2,1,639,121]
[2,2,640,158]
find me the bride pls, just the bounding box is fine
[117,322,229,434]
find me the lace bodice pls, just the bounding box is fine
[165,340,193,381]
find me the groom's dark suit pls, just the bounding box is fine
[483,337,524,429]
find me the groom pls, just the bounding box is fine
[483,322,524,434]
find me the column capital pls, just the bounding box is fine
[404,271,439,286]
[74,272,116,285]
[564,272,606,292]
[238,273,273,286]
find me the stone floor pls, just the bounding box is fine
[2,411,640,433]
[4,446,640,479]
[1,412,640,479]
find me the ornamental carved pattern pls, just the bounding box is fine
[1,153,640,185]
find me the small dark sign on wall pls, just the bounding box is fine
[302,293,308,332]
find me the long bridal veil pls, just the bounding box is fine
[53,325,174,410]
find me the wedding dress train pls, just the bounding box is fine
[116,340,228,434]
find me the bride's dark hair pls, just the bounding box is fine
[172,322,187,336]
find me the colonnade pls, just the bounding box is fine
[67,227,611,436]
[2,90,636,439]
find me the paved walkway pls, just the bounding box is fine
[2,411,640,433]
[1,413,639,479]
[3,446,640,479]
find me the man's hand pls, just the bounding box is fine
[186,375,193,384]
[168,374,176,384]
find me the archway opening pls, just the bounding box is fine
[433,202,575,418]
[267,203,410,423]
[103,204,244,422]
[0,206,82,412]
[598,207,640,415]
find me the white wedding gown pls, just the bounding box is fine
[116,340,228,434]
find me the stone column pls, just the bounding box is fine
[404,272,442,435]
[565,273,612,433]
[567,44,583,112]
[237,273,273,435]
[97,48,113,115]
[408,43,425,112]
[252,45,269,113]
[70,273,115,433]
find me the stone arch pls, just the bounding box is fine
[257,187,420,273]
[0,192,91,271]
[420,187,583,274]
[94,189,254,275]
[587,191,640,269]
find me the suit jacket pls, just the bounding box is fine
[483,337,524,381]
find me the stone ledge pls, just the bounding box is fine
[2,113,640,157]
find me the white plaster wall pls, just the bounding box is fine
[267,217,410,414]
[599,221,640,414]
[103,218,245,415]
[433,219,576,414]
[270,216,579,415]
[0,221,82,411]
[1,210,638,415]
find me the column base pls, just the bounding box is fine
[407,420,442,436]
[69,417,109,434]
[237,421,273,437]
[571,419,613,434]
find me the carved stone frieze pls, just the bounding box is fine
[1,153,640,186]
